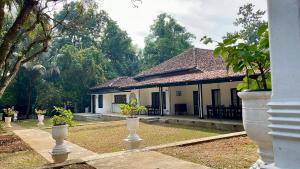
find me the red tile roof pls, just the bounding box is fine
[135,48,225,78]
[90,77,137,90]
[90,48,244,91]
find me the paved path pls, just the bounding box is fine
[14,128,210,169]
[88,151,210,169]
[13,129,100,163]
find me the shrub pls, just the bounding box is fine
[3,107,17,117]
[119,99,147,118]
[49,107,76,127]
[35,109,47,115]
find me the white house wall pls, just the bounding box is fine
[168,81,240,116]
[92,81,240,116]
[139,87,170,115]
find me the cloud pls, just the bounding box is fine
[101,0,267,49]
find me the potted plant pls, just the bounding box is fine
[49,106,75,163]
[119,99,146,149]
[203,25,273,168]
[3,107,17,128]
[35,109,46,126]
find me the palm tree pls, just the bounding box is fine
[22,63,46,118]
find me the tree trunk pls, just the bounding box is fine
[26,79,32,119]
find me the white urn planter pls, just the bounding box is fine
[5,117,12,128]
[238,91,274,168]
[37,115,45,126]
[124,117,142,149]
[50,125,70,163]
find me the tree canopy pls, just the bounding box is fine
[141,13,195,70]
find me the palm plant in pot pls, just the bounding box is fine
[35,109,46,126]
[119,99,146,149]
[205,25,273,168]
[49,106,75,163]
[3,107,17,128]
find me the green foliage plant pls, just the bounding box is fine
[119,99,147,118]
[35,109,46,115]
[203,25,271,91]
[3,106,17,117]
[50,107,76,127]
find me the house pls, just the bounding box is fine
[89,48,244,120]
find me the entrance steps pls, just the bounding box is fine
[74,113,103,121]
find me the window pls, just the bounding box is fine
[231,88,241,106]
[98,95,103,108]
[211,89,221,106]
[114,95,127,104]
[176,91,182,96]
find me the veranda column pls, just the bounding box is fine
[159,87,164,116]
[267,0,300,168]
[197,84,204,119]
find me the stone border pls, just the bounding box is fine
[142,131,246,151]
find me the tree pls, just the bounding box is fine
[142,13,195,69]
[101,20,139,78]
[51,1,109,51]
[226,3,267,44]
[0,0,97,97]
[51,45,106,112]
[22,63,46,118]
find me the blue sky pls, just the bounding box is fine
[101,0,267,49]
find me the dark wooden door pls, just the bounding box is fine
[193,91,199,116]
[91,95,96,113]
[212,89,221,106]
[151,92,166,109]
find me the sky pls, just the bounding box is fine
[100,0,267,49]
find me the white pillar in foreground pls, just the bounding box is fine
[268,0,300,168]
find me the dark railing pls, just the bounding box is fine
[207,105,242,120]
[145,105,160,116]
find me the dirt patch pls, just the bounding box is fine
[0,134,31,153]
[45,163,95,169]
[61,163,95,169]
[158,136,258,169]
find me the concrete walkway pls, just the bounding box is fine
[12,126,210,169]
[87,151,210,169]
[13,129,100,163]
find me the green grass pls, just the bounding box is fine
[16,119,95,129]
[66,120,228,153]
[16,119,52,128]
[0,150,47,169]
[158,136,258,169]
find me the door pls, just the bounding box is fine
[211,89,221,106]
[151,92,166,109]
[193,91,199,116]
[91,95,96,113]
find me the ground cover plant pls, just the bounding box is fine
[65,120,228,153]
[158,136,257,169]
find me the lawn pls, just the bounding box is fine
[158,136,258,169]
[66,120,228,153]
[16,118,52,128]
[16,118,97,129]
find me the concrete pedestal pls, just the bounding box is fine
[124,138,143,150]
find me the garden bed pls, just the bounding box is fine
[158,135,257,169]
[0,134,48,169]
[65,120,228,153]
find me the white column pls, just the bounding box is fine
[268,1,300,168]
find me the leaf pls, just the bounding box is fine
[213,47,222,57]
[257,24,268,36]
